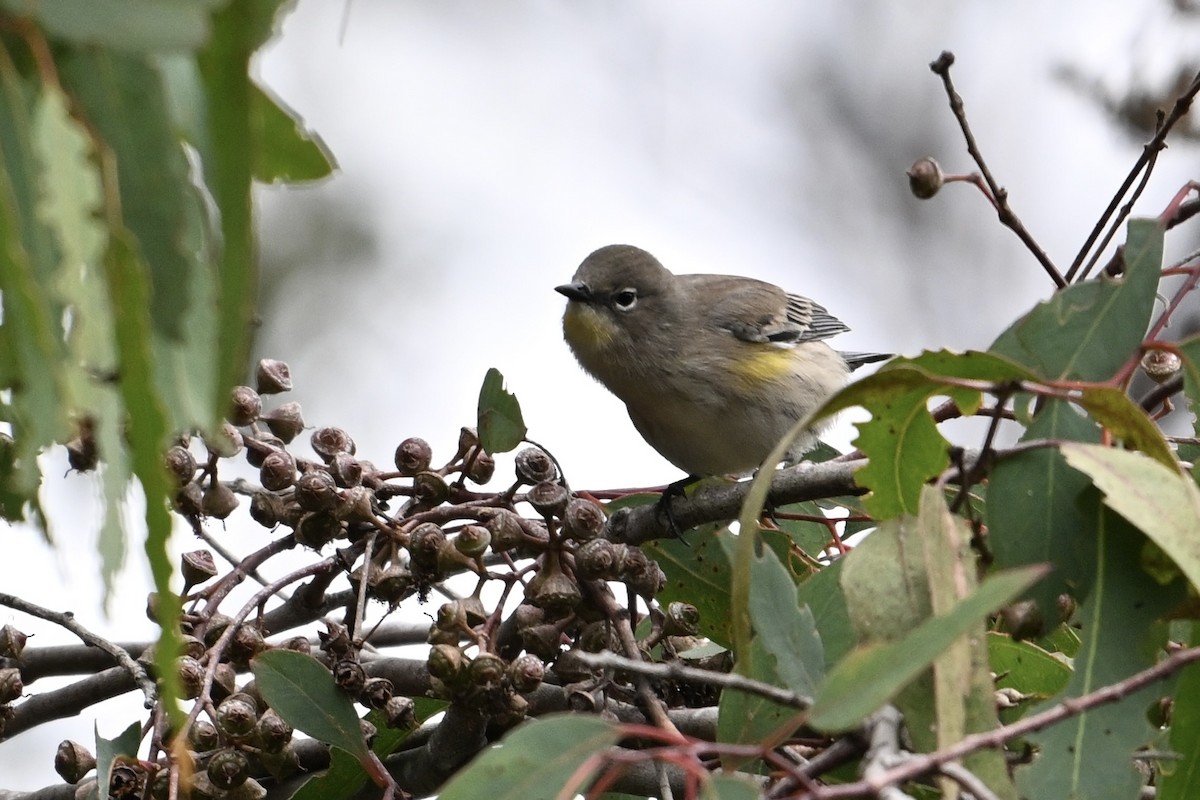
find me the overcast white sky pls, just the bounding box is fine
[4,0,1199,788]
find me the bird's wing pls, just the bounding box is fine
[693,274,850,345]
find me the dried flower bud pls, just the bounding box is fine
[0,668,24,703]
[907,156,944,199]
[203,614,234,648]
[172,481,203,516]
[469,652,506,690]
[295,469,337,512]
[164,445,197,487]
[262,402,304,443]
[531,568,582,612]
[0,625,28,659]
[359,677,395,709]
[494,692,530,728]
[177,655,206,699]
[207,747,250,790]
[211,662,238,702]
[318,621,354,656]
[520,623,563,661]
[259,450,297,491]
[228,385,262,427]
[574,539,618,580]
[54,740,96,784]
[394,437,432,476]
[507,654,545,693]
[229,625,266,665]
[625,560,666,598]
[294,511,342,549]
[180,635,206,660]
[408,523,446,569]
[276,636,312,655]
[412,471,450,506]
[383,695,416,730]
[454,525,491,558]
[465,450,495,485]
[311,426,355,461]
[333,658,367,694]
[216,694,259,740]
[255,359,293,395]
[514,447,556,484]
[526,481,570,517]
[1142,349,1183,384]
[109,762,144,798]
[563,498,605,541]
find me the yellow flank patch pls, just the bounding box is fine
[731,346,795,386]
[563,304,615,351]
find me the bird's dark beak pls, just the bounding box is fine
[555,281,592,302]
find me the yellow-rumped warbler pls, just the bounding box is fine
[556,244,887,479]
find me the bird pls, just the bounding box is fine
[556,244,887,482]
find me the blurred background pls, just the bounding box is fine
[5,0,1200,788]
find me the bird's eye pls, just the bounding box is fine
[612,288,638,311]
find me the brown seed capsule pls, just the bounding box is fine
[207,747,250,790]
[172,481,203,516]
[255,358,293,395]
[486,510,525,552]
[663,601,700,637]
[311,426,355,462]
[427,644,467,684]
[216,693,259,740]
[337,485,375,523]
[181,549,218,587]
[177,655,206,699]
[360,718,378,748]
[359,676,395,709]
[329,452,363,487]
[458,427,480,454]
[625,560,667,599]
[373,565,415,604]
[318,621,354,657]
[454,525,491,558]
[507,653,545,693]
[1142,349,1183,384]
[469,652,506,689]
[228,385,262,427]
[494,692,530,728]
[262,402,304,443]
[333,658,367,694]
[204,423,244,459]
[465,450,495,485]
[255,708,293,753]
[54,739,96,784]
[228,625,266,665]
[412,471,450,506]
[0,624,28,659]
[907,156,944,199]
[203,614,234,648]
[164,445,197,487]
[201,481,239,520]
[0,667,23,703]
[248,491,284,528]
[294,511,342,549]
[245,434,285,469]
[563,498,605,541]
[552,648,594,683]
[109,762,144,797]
[394,437,432,476]
[574,538,618,580]
[408,523,446,570]
[211,662,238,702]
[383,695,416,730]
[526,481,570,518]
[276,636,312,655]
[514,446,556,484]
[295,469,338,512]
[519,623,563,661]
[531,568,582,612]
[259,450,297,492]
[578,620,616,653]
[190,718,220,751]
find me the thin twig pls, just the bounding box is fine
[572,650,812,710]
[0,593,156,708]
[929,51,1065,289]
[940,761,1003,800]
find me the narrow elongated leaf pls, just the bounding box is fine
[986,401,1101,625]
[1018,505,1185,800]
[1060,443,1200,591]
[991,217,1162,381]
[809,565,1046,731]
[437,714,619,800]
[477,368,527,454]
[251,650,369,759]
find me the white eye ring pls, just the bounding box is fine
[612,288,638,311]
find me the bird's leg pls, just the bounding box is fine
[656,475,699,542]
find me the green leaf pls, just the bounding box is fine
[94,720,143,800]
[1159,623,1200,800]
[437,714,620,800]
[718,634,803,760]
[810,564,1046,732]
[251,83,336,183]
[291,698,447,800]
[987,633,1072,712]
[813,349,1035,519]
[990,217,1162,381]
[747,544,824,697]
[701,774,764,800]
[1075,386,1175,469]
[1017,504,1185,800]
[0,0,215,52]
[986,400,1101,625]
[251,650,369,760]
[1060,443,1200,591]
[794,558,855,668]
[477,368,528,454]
[1177,335,1200,483]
